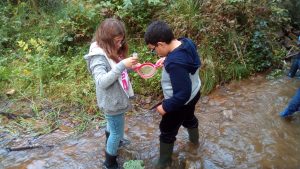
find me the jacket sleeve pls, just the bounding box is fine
[162,63,192,113]
[89,55,126,89]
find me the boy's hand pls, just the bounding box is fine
[156,104,166,116]
[123,57,139,69]
[155,57,165,68]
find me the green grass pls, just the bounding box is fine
[0,0,291,136]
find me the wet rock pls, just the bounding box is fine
[145,96,152,104]
[6,89,16,96]
[201,96,209,104]
[226,101,235,107]
[184,159,202,169]
[59,125,73,132]
[119,148,140,161]
[0,148,9,156]
[27,160,46,169]
[222,110,233,120]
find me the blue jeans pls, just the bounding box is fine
[280,88,300,117]
[288,53,300,78]
[105,113,125,155]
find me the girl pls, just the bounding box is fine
[84,18,138,169]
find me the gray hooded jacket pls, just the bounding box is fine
[84,43,133,115]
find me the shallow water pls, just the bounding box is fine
[1,75,300,169]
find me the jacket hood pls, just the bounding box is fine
[84,42,107,73]
[165,38,201,74]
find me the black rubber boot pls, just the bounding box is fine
[187,128,199,144]
[103,151,118,169]
[105,130,130,147]
[155,141,174,169]
[105,130,110,144]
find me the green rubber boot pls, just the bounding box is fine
[155,141,174,169]
[187,128,199,144]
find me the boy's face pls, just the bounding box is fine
[147,43,168,57]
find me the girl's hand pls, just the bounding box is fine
[155,57,166,68]
[122,56,139,69]
[132,63,142,70]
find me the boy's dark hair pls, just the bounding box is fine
[144,21,174,45]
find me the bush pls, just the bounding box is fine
[281,0,300,28]
[0,0,294,134]
[159,0,288,93]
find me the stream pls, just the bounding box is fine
[1,74,300,169]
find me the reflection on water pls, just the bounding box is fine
[1,75,300,169]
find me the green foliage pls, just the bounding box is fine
[200,68,218,95]
[281,0,300,28]
[123,160,144,169]
[0,0,294,135]
[199,46,219,95]
[246,29,273,72]
[37,0,63,13]
[0,3,28,54]
[2,99,61,136]
[0,57,12,83]
[96,0,165,37]
[225,62,249,81]
[160,0,289,93]
[161,0,203,40]
[266,68,284,80]
[55,1,103,47]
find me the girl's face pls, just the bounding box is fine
[114,36,125,49]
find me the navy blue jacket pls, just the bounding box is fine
[162,38,201,113]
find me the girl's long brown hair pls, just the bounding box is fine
[94,18,128,62]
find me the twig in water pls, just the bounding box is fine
[6,145,54,152]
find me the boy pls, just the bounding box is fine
[279,88,300,117]
[144,21,201,168]
[287,35,300,78]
